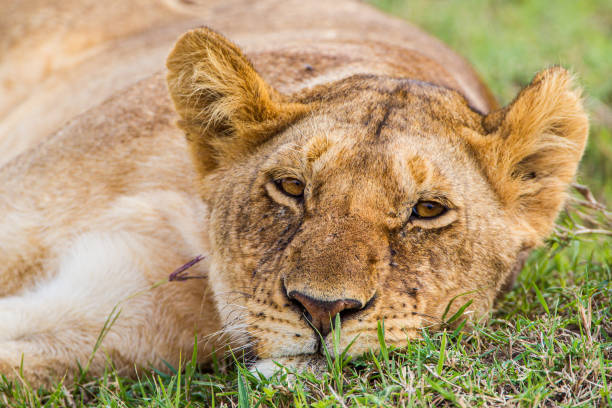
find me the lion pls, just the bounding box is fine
[0,0,588,387]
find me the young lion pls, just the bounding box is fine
[0,0,587,387]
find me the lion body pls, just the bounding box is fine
[0,0,587,385]
[0,0,495,166]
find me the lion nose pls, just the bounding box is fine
[288,291,362,337]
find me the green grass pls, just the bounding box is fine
[2,1,611,406]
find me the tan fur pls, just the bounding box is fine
[166,28,309,174]
[0,0,587,387]
[471,68,588,239]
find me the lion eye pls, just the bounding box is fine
[412,201,446,219]
[276,178,305,197]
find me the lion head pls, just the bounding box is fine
[166,28,588,373]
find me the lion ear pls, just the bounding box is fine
[470,67,589,240]
[166,27,307,174]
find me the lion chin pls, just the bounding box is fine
[252,356,328,378]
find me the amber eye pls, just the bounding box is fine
[276,178,305,197]
[412,201,446,219]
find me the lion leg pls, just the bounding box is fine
[0,231,157,388]
[0,212,50,297]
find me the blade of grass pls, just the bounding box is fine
[237,369,250,408]
[445,299,473,326]
[436,331,447,376]
[377,319,389,365]
[533,283,550,315]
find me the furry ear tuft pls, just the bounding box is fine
[166,27,308,174]
[468,67,589,239]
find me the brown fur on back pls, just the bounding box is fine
[0,0,496,167]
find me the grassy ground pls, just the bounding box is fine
[1,1,611,406]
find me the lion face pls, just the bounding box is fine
[166,29,588,371]
[202,77,516,362]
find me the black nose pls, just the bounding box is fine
[288,291,362,337]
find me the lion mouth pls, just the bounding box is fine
[247,331,351,377]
